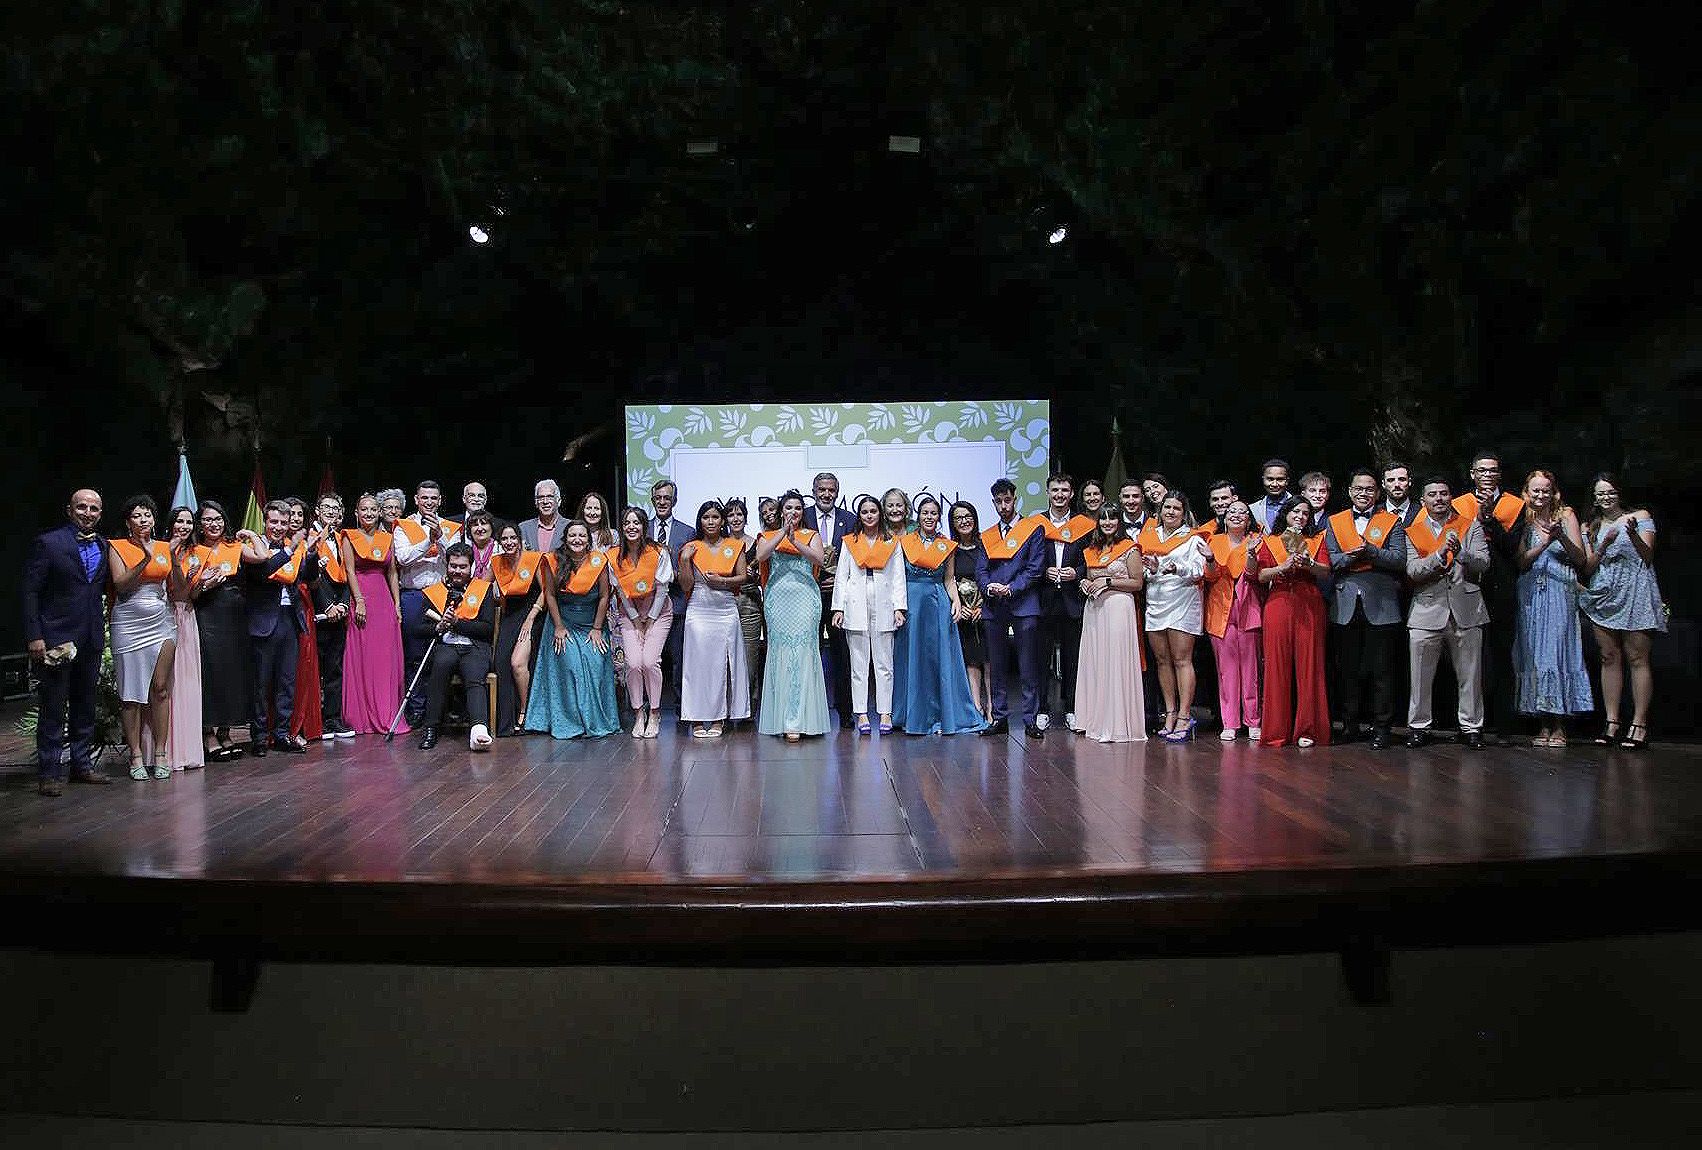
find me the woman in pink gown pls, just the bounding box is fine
[339,493,409,734]
[161,506,205,769]
[1074,506,1148,742]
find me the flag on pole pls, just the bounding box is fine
[241,456,267,537]
[316,436,335,501]
[1103,416,1128,500]
[171,451,198,513]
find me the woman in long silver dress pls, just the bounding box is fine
[107,495,179,780]
[677,501,752,738]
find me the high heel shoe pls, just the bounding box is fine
[1593,720,1621,746]
[151,755,172,780]
[855,715,872,736]
[1620,723,1648,750]
[128,755,149,781]
[1163,717,1197,743]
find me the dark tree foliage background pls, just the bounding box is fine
[4,1,1697,647]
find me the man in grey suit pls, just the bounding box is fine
[1247,458,1292,535]
[649,479,695,708]
[1404,477,1490,748]
[518,479,564,554]
[1325,468,1407,749]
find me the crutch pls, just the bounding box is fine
[384,634,439,743]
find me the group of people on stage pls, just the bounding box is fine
[22,451,1667,794]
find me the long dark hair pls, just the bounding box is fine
[551,518,596,582]
[948,500,981,550]
[693,500,725,541]
[1086,507,1128,551]
[852,493,891,540]
[195,499,228,544]
[617,505,664,565]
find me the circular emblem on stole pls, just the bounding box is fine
[374,549,385,560]
[518,567,531,579]
[1368,527,1384,541]
[1062,528,1073,540]
[590,554,603,568]
[636,579,649,593]
[936,540,948,552]
[466,592,480,607]
[721,546,734,559]
[187,556,200,569]
[219,562,234,574]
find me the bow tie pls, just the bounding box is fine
[75,532,98,543]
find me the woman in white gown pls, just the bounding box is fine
[1139,492,1210,740]
[677,501,752,738]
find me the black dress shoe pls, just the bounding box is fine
[247,740,267,758]
[1369,728,1391,750]
[1024,723,1045,740]
[38,777,65,796]
[1405,730,1430,749]
[1463,731,1485,749]
[418,726,440,750]
[70,767,111,784]
[979,719,1009,737]
[271,737,307,755]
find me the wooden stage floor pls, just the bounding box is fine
[2,723,1699,979]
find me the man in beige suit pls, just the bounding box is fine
[1404,476,1490,748]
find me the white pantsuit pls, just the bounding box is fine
[831,540,907,715]
[1406,518,1490,732]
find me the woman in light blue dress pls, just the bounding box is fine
[754,491,830,739]
[1511,471,1593,745]
[892,494,986,735]
[526,520,620,739]
[1579,473,1666,749]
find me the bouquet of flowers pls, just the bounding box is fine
[956,577,982,613]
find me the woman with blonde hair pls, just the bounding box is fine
[1512,470,1592,745]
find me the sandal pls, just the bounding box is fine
[129,755,149,782]
[784,731,801,743]
[1620,723,1648,750]
[151,755,172,780]
[707,723,724,738]
[1548,733,1568,748]
[855,715,872,736]
[1593,721,1621,746]
[1532,735,1554,748]
[692,725,713,739]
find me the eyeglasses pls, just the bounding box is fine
[1471,465,1501,475]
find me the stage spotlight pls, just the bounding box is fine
[468,225,490,244]
[686,140,719,156]
[1048,225,1069,245]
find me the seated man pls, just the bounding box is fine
[413,542,497,751]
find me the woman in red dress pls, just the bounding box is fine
[1256,496,1331,747]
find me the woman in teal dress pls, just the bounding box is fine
[892,494,986,735]
[525,520,620,739]
[1512,470,1593,746]
[754,491,830,739]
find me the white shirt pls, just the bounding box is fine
[394,515,462,590]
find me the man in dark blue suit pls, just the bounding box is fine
[242,499,316,756]
[22,488,112,795]
[804,472,859,728]
[975,479,1048,739]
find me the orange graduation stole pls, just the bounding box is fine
[609,546,663,598]
[493,551,547,597]
[981,516,1041,559]
[1407,514,1472,566]
[1328,509,1398,572]
[845,533,898,571]
[760,527,817,557]
[189,541,244,578]
[109,538,172,582]
[1206,533,1257,579]
[1264,532,1326,567]
[1041,514,1096,545]
[315,537,348,583]
[1138,522,1204,556]
[560,551,608,594]
[424,579,490,619]
[394,517,462,554]
[690,537,744,576]
[1453,491,1524,532]
[900,532,955,570]
[343,530,393,564]
[1083,538,1137,570]
[267,541,308,584]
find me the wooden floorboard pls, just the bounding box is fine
[0,721,1698,962]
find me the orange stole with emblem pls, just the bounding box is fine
[760,527,817,557]
[267,541,308,584]
[845,533,898,571]
[1453,491,1524,532]
[109,538,173,582]
[493,551,548,597]
[424,579,491,619]
[1082,538,1136,570]
[315,537,348,583]
[980,516,1041,559]
[1406,515,1472,566]
[394,517,462,553]
[609,546,663,598]
[1137,522,1205,556]
[559,551,608,594]
[1263,533,1326,566]
[1041,515,1096,545]
[899,532,955,570]
[690,537,744,576]
[1328,509,1398,572]
[189,541,244,578]
[343,530,393,564]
